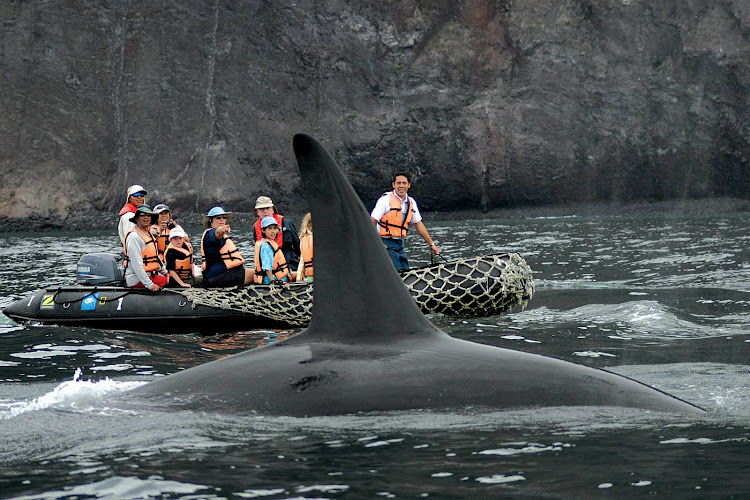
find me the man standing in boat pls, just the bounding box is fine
[370,172,439,271]
[123,204,168,291]
[118,184,148,244]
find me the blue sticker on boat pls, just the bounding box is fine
[81,293,99,311]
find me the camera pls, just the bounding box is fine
[167,220,176,230]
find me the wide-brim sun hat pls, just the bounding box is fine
[254,196,274,209]
[254,196,278,215]
[126,184,147,201]
[168,225,187,239]
[130,204,158,225]
[202,206,233,228]
[260,216,279,229]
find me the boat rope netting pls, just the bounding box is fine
[176,253,535,327]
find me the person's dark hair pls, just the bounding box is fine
[392,171,411,183]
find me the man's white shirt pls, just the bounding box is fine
[370,190,423,230]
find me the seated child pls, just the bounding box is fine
[253,216,290,284]
[164,226,197,288]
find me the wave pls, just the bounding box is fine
[0,368,145,420]
[510,300,741,339]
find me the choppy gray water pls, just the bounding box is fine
[1,212,749,498]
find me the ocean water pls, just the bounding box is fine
[1,212,749,498]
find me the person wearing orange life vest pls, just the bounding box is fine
[123,204,168,291]
[254,216,290,284]
[164,225,197,288]
[118,184,147,244]
[295,212,313,282]
[200,206,254,287]
[152,204,177,260]
[252,196,300,278]
[370,171,439,271]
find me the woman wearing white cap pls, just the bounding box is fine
[118,184,147,244]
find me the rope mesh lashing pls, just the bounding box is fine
[177,252,534,327]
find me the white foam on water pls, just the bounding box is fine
[475,474,526,484]
[477,441,573,456]
[235,489,286,498]
[10,476,207,500]
[0,368,146,420]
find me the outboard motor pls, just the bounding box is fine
[76,253,125,285]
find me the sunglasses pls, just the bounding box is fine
[131,192,146,198]
[214,215,227,220]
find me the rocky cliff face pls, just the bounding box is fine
[1,0,747,220]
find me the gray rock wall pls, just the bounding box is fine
[0,0,747,219]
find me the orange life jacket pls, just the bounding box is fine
[166,241,194,279]
[156,226,170,260]
[253,214,284,246]
[123,228,163,272]
[299,232,313,277]
[377,192,413,239]
[200,228,245,271]
[253,239,289,284]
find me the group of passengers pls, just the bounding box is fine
[118,185,313,291]
[118,171,438,291]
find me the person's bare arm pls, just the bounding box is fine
[413,221,439,255]
[168,270,190,288]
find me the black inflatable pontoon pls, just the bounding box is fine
[3,252,535,334]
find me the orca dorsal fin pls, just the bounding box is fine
[291,134,442,344]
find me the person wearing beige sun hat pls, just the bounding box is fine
[252,195,301,277]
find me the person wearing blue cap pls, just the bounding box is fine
[253,216,290,284]
[199,206,253,287]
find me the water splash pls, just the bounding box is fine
[0,368,145,420]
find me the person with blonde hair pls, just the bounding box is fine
[296,213,313,282]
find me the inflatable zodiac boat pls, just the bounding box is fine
[3,252,534,334]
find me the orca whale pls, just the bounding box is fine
[127,134,704,416]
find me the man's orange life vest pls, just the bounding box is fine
[377,192,413,239]
[123,229,162,272]
[166,241,194,279]
[299,232,313,277]
[200,229,245,271]
[253,239,289,284]
[253,214,284,246]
